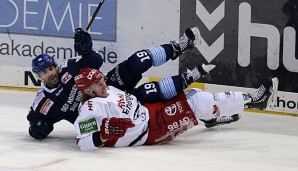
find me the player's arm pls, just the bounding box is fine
[27,92,61,140]
[27,108,56,140]
[73,28,103,69]
[76,117,134,151]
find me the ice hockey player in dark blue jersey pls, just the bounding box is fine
[28,28,103,140]
[27,26,204,140]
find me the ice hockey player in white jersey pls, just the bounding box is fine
[73,67,278,151]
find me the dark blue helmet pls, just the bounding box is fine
[32,54,56,74]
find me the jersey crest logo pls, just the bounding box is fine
[165,102,184,116]
[165,104,177,116]
[40,99,54,115]
[61,72,73,84]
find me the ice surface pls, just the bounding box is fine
[0,90,298,171]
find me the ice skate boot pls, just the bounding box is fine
[247,77,279,110]
[182,63,216,86]
[170,26,201,59]
[202,114,240,128]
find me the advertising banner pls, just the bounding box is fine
[0,0,116,41]
[0,0,180,77]
[180,0,298,93]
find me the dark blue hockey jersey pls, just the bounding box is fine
[27,50,103,126]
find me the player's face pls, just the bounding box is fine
[90,77,109,98]
[38,65,59,87]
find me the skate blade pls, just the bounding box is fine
[191,26,202,48]
[265,77,279,110]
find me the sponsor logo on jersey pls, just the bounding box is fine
[40,98,54,115]
[88,100,93,111]
[114,65,124,85]
[156,117,195,144]
[118,93,133,115]
[165,102,184,116]
[32,92,45,111]
[61,85,81,112]
[61,72,73,84]
[165,104,177,116]
[79,117,98,135]
[55,87,63,96]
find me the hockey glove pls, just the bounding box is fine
[29,120,54,140]
[74,28,93,55]
[100,117,135,140]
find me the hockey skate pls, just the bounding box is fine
[170,26,201,58]
[202,114,240,128]
[247,77,279,110]
[182,63,216,86]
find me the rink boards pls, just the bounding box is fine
[0,66,297,116]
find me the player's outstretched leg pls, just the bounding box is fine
[170,26,201,59]
[203,114,241,128]
[246,77,279,110]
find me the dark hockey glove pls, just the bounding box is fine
[74,28,93,55]
[29,120,54,140]
[100,117,135,140]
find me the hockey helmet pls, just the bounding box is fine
[75,68,104,92]
[32,54,56,74]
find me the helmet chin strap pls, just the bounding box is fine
[91,91,97,97]
[86,87,97,97]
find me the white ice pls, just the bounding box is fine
[0,89,298,171]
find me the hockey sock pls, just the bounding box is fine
[158,76,184,100]
[147,44,174,67]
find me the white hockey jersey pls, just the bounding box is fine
[74,86,150,149]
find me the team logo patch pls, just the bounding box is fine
[32,92,45,111]
[79,117,99,135]
[61,72,73,84]
[165,102,184,116]
[165,104,177,116]
[40,99,54,115]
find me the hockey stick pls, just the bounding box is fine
[86,0,106,31]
